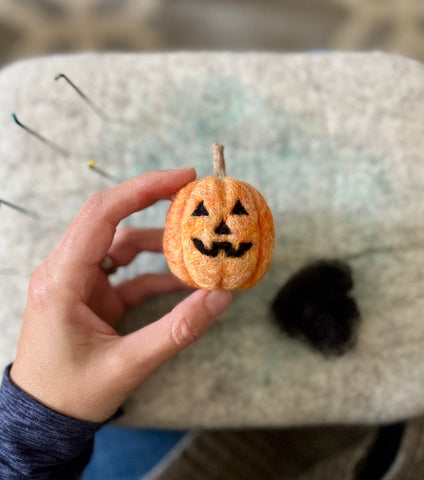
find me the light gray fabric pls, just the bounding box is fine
[1,52,424,428]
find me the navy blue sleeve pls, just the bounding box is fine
[0,364,104,480]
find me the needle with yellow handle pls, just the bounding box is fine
[88,160,121,184]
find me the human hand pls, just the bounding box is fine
[10,168,232,423]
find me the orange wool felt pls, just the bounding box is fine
[163,144,275,290]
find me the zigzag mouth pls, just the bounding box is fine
[192,238,252,258]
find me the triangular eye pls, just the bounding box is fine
[230,200,249,215]
[192,200,209,217]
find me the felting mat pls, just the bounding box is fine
[1,52,424,428]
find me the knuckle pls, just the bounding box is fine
[105,348,127,377]
[27,264,52,309]
[82,191,105,218]
[171,315,198,349]
[103,347,138,393]
[115,225,134,243]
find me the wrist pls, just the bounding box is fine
[10,360,119,423]
[0,364,112,478]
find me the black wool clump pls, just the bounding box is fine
[271,260,361,356]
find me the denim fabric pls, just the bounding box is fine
[83,427,187,480]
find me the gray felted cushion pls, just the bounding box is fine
[1,52,424,428]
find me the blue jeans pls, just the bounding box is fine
[83,426,187,480]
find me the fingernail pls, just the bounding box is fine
[205,289,233,317]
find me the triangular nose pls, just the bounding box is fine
[215,220,232,235]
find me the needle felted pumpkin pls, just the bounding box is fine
[163,144,275,289]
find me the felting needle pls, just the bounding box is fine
[12,113,70,158]
[0,198,39,219]
[55,73,109,121]
[88,160,121,184]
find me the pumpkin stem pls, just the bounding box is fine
[213,143,226,179]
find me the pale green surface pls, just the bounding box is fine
[1,52,424,427]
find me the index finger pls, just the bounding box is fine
[54,167,196,275]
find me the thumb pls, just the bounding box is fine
[117,289,233,383]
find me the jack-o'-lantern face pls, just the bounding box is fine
[163,175,274,290]
[190,198,253,258]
